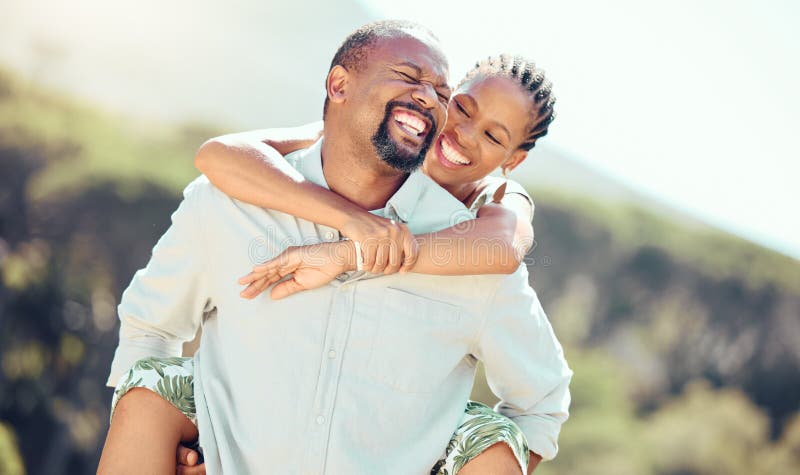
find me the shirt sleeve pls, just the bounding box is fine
[106,177,212,387]
[472,267,573,461]
[504,178,535,223]
[471,177,535,222]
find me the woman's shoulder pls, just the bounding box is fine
[472,176,535,220]
[476,176,533,203]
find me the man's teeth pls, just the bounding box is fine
[394,111,425,136]
[441,138,471,165]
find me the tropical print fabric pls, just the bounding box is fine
[110,356,196,426]
[431,400,530,475]
[112,358,529,473]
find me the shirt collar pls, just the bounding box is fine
[289,138,328,190]
[382,171,429,223]
[291,138,429,223]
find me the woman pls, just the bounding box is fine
[100,54,558,475]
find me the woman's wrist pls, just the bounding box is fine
[328,205,360,233]
[334,240,359,272]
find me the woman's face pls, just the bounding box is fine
[422,74,532,187]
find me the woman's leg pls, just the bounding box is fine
[458,441,524,474]
[97,357,198,475]
[97,388,198,474]
[431,401,531,475]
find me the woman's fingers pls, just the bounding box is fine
[372,219,406,274]
[384,236,403,275]
[270,278,305,300]
[382,223,413,275]
[360,239,376,271]
[239,270,268,285]
[238,266,277,286]
[238,271,258,285]
[240,276,274,299]
[370,238,390,274]
[341,216,416,275]
[399,226,419,273]
[238,248,302,290]
[240,281,264,299]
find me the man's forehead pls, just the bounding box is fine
[373,33,449,79]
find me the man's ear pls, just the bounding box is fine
[326,65,349,106]
[503,149,529,174]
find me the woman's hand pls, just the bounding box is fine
[339,213,419,274]
[237,213,420,300]
[238,241,356,300]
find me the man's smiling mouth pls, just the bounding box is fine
[392,110,428,137]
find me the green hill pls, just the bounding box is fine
[0,68,216,200]
[2,68,799,475]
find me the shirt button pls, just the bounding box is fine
[325,231,335,240]
[328,350,337,359]
[316,415,325,425]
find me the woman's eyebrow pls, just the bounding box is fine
[460,94,511,141]
[492,122,512,142]
[459,93,477,109]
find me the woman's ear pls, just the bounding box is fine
[502,149,529,175]
[326,65,349,106]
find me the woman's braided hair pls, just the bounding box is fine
[458,55,556,151]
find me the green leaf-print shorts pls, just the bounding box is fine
[111,356,197,425]
[112,356,530,474]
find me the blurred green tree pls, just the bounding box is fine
[0,421,25,475]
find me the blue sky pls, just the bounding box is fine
[362,0,800,259]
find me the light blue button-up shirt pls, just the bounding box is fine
[108,139,572,474]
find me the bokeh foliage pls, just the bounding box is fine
[2,67,799,474]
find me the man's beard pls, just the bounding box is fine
[371,100,437,173]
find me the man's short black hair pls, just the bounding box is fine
[322,20,439,118]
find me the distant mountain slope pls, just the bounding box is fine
[516,143,725,232]
[2,63,800,474]
[524,191,800,433]
[3,1,796,262]
[0,0,375,127]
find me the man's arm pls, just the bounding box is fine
[471,266,573,466]
[107,177,212,386]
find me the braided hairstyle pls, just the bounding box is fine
[458,55,556,151]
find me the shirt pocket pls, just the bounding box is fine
[365,287,465,394]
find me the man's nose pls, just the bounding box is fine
[410,83,437,109]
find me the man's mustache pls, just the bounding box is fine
[384,100,437,134]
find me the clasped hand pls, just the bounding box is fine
[238,213,419,299]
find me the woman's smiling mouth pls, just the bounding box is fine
[435,133,472,168]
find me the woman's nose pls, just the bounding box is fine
[453,121,478,149]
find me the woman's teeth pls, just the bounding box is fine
[393,111,426,136]
[441,137,471,165]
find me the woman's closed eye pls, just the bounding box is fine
[455,101,470,118]
[485,131,503,146]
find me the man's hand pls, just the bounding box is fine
[238,241,355,300]
[176,445,205,475]
[339,213,419,274]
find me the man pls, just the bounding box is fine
[100,20,571,474]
